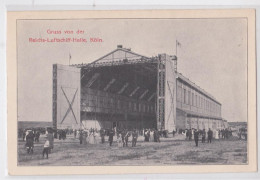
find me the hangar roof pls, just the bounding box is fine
[73,45,221,105]
[73,45,157,69]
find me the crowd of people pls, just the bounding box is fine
[19,128,54,159]
[178,128,233,147]
[77,128,139,147]
[20,126,236,159]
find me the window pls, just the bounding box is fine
[192,93,194,106]
[188,91,190,105]
[184,89,186,104]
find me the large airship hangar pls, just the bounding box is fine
[52,45,227,133]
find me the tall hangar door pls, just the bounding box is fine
[157,54,177,132]
[52,64,81,135]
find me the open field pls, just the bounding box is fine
[18,134,247,166]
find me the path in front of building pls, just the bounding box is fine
[18,134,247,166]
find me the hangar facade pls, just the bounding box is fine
[52,45,226,133]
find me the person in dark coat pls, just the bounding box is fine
[201,129,206,143]
[34,131,40,142]
[25,131,34,154]
[207,128,213,143]
[132,130,138,147]
[108,129,114,146]
[124,130,130,147]
[74,129,77,139]
[188,129,192,140]
[185,129,189,140]
[225,128,229,139]
[154,129,160,143]
[121,130,126,146]
[144,129,149,142]
[22,129,26,141]
[79,130,83,144]
[194,129,199,147]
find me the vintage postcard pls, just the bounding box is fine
[7,9,257,175]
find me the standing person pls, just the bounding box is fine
[108,129,114,146]
[124,130,130,147]
[201,129,206,143]
[221,129,225,139]
[208,128,213,143]
[117,133,123,147]
[144,129,149,142]
[82,131,87,145]
[22,129,26,141]
[225,128,229,139]
[89,131,94,144]
[121,130,126,147]
[154,129,160,143]
[100,128,105,144]
[79,130,83,145]
[172,130,176,137]
[150,130,154,142]
[74,129,77,139]
[42,136,49,159]
[188,129,192,141]
[185,129,189,140]
[93,130,98,144]
[132,130,138,147]
[46,129,54,154]
[25,130,34,154]
[194,129,199,147]
[215,130,219,140]
[191,129,194,140]
[58,130,62,140]
[35,131,40,142]
[153,129,157,142]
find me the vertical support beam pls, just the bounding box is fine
[52,64,58,138]
[157,54,177,132]
[157,55,166,130]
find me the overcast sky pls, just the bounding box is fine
[17,18,247,122]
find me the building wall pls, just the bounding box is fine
[176,79,221,118]
[175,78,226,132]
[53,64,81,130]
[176,109,186,130]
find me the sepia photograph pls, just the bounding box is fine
[6,9,257,175]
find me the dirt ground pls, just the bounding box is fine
[18,134,247,166]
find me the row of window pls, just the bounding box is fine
[81,95,155,114]
[177,84,221,116]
